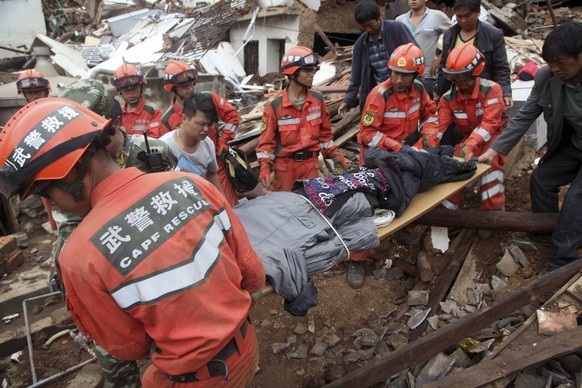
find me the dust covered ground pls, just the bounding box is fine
[0,145,560,387]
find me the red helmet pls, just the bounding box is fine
[17,70,51,94]
[280,46,320,75]
[113,63,145,90]
[443,43,485,81]
[388,43,425,75]
[163,61,197,92]
[0,98,110,199]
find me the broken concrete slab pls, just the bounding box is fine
[497,248,520,276]
[537,310,578,336]
[407,290,429,306]
[415,353,456,386]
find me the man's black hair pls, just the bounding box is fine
[453,0,480,13]
[355,1,381,24]
[542,22,582,62]
[183,92,219,124]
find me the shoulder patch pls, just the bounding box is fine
[362,104,378,126]
[310,89,324,101]
[260,112,269,132]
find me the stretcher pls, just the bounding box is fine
[254,162,491,299]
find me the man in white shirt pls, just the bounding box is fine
[396,0,453,98]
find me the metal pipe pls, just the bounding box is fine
[27,357,97,388]
[22,291,63,384]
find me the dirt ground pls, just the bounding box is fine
[0,145,559,387]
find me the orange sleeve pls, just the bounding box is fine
[467,84,505,145]
[211,92,240,142]
[256,101,279,164]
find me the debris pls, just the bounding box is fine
[417,251,434,282]
[272,342,291,354]
[491,275,508,291]
[415,353,456,386]
[307,315,315,333]
[309,341,328,356]
[2,313,18,324]
[537,310,578,336]
[294,323,307,335]
[408,290,429,306]
[287,344,308,360]
[10,351,22,364]
[496,248,520,276]
[407,308,431,330]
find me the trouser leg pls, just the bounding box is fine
[531,144,582,266]
[94,344,141,388]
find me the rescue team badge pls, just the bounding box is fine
[280,114,292,119]
[397,57,407,67]
[260,113,269,132]
[90,177,212,276]
[362,104,379,127]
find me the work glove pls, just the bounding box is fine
[460,139,479,160]
[325,146,348,170]
[259,162,272,191]
[414,134,439,150]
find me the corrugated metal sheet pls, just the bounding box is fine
[160,0,247,62]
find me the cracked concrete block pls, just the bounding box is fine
[537,309,578,335]
[509,245,531,268]
[408,290,429,306]
[415,353,456,386]
[496,249,519,276]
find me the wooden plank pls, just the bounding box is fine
[409,229,476,341]
[333,125,359,147]
[377,163,490,240]
[324,259,582,388]
[422,325,582,388]
[447,248,480,306]
[484,272,582,360]
[416,209,558,234]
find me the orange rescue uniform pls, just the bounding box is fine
[437,78,508,211]
[256,88,336,191]
[358,79,438,163]
[59,168,265,387]
[121,97,164,138]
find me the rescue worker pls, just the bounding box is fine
[0,98,266,387]
[17,69,50,103]
[113,63,164,138]
[160,92,225,194]
[57,79,177,387]
[358,43,438,163]
[60,79,176,173]
[161,60,242,206]
[256,46,348,192]
[479,23,582,271]
[431,43,508,218]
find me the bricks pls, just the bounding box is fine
[0,235,17,257]
[3,250,25,275]
[0,235,24,277]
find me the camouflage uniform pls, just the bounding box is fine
[55,79,177,388]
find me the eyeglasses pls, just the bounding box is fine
[113,75,143,90]
[34,180,55,199]
[443,71,473,82]
[173,69,197,84]
[17,77,49,91]
[193,121,214,130]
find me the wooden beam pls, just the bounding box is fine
[324,259,582,388]
[422,325,582,388]
[416,209,558,234]
[408,229,476,341]
[314,24,338,57]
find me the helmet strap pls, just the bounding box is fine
[290,73,311,89]
[53,154,92,202]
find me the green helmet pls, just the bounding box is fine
[59,79,117,120]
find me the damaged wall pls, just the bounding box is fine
[231,12,301,76]
[0,0,46,59]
